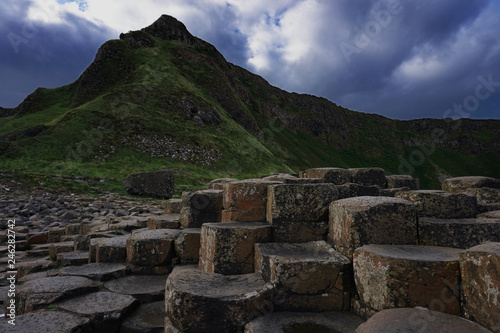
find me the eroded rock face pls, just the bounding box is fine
[354,307,493,333]
[329,196,418,258]
[165,269,272,332]
[353,245,462,315]
[222,179,282,222]
[442,176,500,193]
[255,241,352,312]
[460,242,500,333]
[180,189,223,228]
[123,170,174,199]
[267,184,341,223]
[199,222,271,275]
[395,190,477,219]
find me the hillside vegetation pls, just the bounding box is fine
[1,15,499,190]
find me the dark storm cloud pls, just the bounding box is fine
[0,1,113,108]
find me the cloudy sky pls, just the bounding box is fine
[1,0,500,120]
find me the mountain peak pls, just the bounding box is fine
[120,14,197,46]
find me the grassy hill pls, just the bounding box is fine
[1,15,499,191]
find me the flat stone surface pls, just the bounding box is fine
[354,245,462,315]
[199,222,272,275]
[442,176,500,192]
[396,190,477,219]
[0,310,91,332]
[57,250,89,266]
[419,217,500,248]
[15,276,98,314]
[460,242,500,333]
[59,263,128,281]
[354,307,493,333]
[267,184,341,223]
[255,241,352,312]
[104,275,168,302]
[126,229,179,266]
[56,291,139,333]
[165,269,272,332]
[16,258,56,279]
[329,196,418,258]
[244,311,364,333]
[121,300,165,333]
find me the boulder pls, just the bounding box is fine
[386,175,419,190]
[126,229,179,266]
[353,245,462,315]
[222,179,281,222]
[303,167,351,185]
[180,189,223,228]
[244,311,364,333]
[395,190,477,219]
[329,196,418,258]
[199,222,271,275]
[165,269,272,332]
[123,170,174,199]
[255,241,352,312]
[355,307,492,333]
[56,291,139,333]
[348,168,386,187]
[460,242,500,333]
[419,217,500,248]
[442,176,500,192]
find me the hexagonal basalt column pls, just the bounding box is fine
[303,167,351,185]
[126,229,180,266]
[329,196,418,258]
[348,168,386,187]
[180,189,223,228]
[353,245,462,315]
[199,222,271,275]
[460,242,500,333]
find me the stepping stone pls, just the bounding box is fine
[27,231,49,244]
[47,227,65,243]
[148,214,180,229]
[255,241,352,312]
[199,222,271,275]
[121,300,165,333]
[395,190,477,219]
[165,269,272,332]
[163,199,182,214]
[207,177,238,190]
[95,235,129,263]
[460,242,500,333]
[26,244,50,257]
[348,168,386,187]
[56,291,139,333]
[174,228,201,264]
[442,176,500,192]
[104,275,168,302]
[180,189,223,228]
[14,276,98,314]
[75,232,116,251]
[272,220,328,243]
[355,307,493,333]
[267,184,341,223]
[386,175,419,190]
[353,245,462,315]
[18,270,60,283]
[17,258,56,279]
[126,229,180,266]
[419,217,500,248]
[303,167,351,184]
[244,311,364,333]
[329,196,418,258]
[222,179,281,222]
[48,241,74,260]
[59,263,128,281]
[56,250,89,266]
[0,310,90,332]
